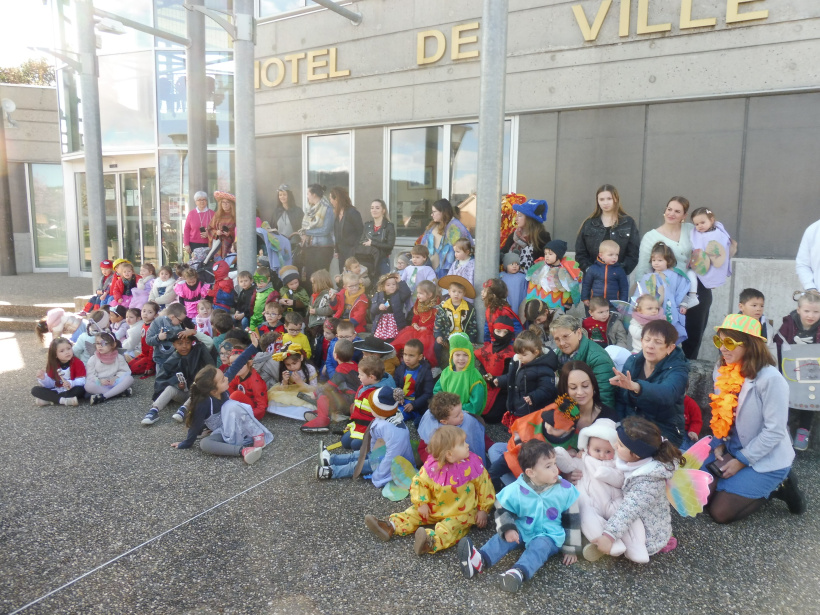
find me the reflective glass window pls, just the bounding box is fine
[158,150,189,265]
[389,126,444,238]
[99,51,157,150]
[94,0,153,52]
[29,164,67,269]
[259,0,312,18]
[308,133,350,194]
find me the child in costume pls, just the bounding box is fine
[225,339,268,420]
[482,278,523,341]
[330,271,370,333]
[301,339,360,432]
[32,337,86,407]
[206,260,236,312]
[311,317,338,373]
[72,310,111,364]
[458,440,580,593]
[334,256,370,290]
[433,332,487,418]
[354,337,400,380]
[522,300,558,353]
[83,259,115,312]
[257,302,285,337]
[148,266,177,308]
[681,395,703,451]
[109,260,142,308]
[109,305,129,343]
[628,294,665,353]
[370,273,412,342]
[632,242,690,345]
[364,425,495,555]
[445,238,476,291]
[524,239,582,312]
[494,330,559,429]
[282,312,311,359]
[84,332,134,405]
[341,355,393,450]
[434,276,478,365]
[249,266,278,330]
[127,301,158,376]
[418,392,486,464]
[176,268,211,319]
[391,279,439,368]
[233,270,256,329]
[316,386,413,485]
[687,206,735,307]
[402,245,437,303]
[266,342,319,415]
[195,299,214,337]
[554,418,649,563]
[393,339,434,427]
[278,265,310,318]
[208,191,237,258]
[589,416,682,560]
[475,313,517,424]
[129,263,156,310]
[500,252,527,317]
[583,295,629,350]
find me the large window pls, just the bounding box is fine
[28,164,67,269]
[307,133,351,196]
[99,51,157,151]
[259,0,315,18]
[389,121,513,238]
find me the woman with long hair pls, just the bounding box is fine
[331,186,364,268]
[273,183,303,238]
[298,184,335,284]
[360,198,396,277]
[420,198,473,278]
[575,184,640,274]
[500,198,551,272]
[208,191,236,258]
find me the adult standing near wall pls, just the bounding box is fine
[500,199,551,272]
[272,184,303,239]
[183,191,214,255]
[331,186,363,271]
[359,199,394,277]
[208,191,236,258]
[575,185,640,274]
[420,198,473,278]
[704,314,804,523]
[796,218,820,291]
[299,184,335,282]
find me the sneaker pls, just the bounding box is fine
[364,514,393,541]
[319,440,331,467]
[498,568,524,593]
[793,428,810,451]
[60,397,79,407]
[123,387,133,398]
[458,537,484,578]
[771,475,806,514]
[316,465,333,479]
[297,392,317,407]
[681,292,700,310]
[172,407,187,423]
[90,394,106,406]
[34,398,52,406]
[414,527,435,555]
[583,542,605,562]
[241,446,263,465]
[659,536,678,553]
[141,408,160,425]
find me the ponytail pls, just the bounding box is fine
[186,365,219,427]
[655,440,685,466]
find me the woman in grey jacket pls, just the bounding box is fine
[705,314,804,523]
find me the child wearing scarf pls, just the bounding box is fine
[84,332,134,405]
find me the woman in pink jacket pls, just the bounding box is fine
[183,191,215,255]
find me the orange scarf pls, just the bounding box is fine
[709,363,744,439]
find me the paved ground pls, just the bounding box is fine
[1,330,818,615]
[0,273,91,307]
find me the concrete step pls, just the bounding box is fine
[0,302,78,318]
[0,316,40,332]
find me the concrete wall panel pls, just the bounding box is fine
[353,126,383,218]
[516,112,558,237]
[256,133,303,223]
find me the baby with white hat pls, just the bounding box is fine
[556,418,649,563]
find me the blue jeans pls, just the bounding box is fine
[479,534,559,580]
[341,431,363,451]
[330,452,371,479]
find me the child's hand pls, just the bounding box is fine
[523,395,532,405]
[492,378,499,387]
[234,312,243,320]
[504,529,520,544]
[688,431,698,441]
[309,307,316,314]
[593,534,614,555]
[436,336,444,345]
[249,330,260,348]
[417,503,431,520]
[379,303,388,311]
[679,306,687,315]
[171,442,180,448]
[180,329,196,338]
[290,370,305,384]
[281,371,291,385]
[562,554,578,566]
[583,300,590,306]
[413,323,421,330]
[476,510,488,528]
[404,403,414,413]
[158,330,167,340]
[36,369,46,380]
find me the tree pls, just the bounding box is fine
[0,58,56,86]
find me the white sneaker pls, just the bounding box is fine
[316,465,333,479]
[60,397,79,407]
[681,292,699,310]
[319,440,331,467]
[34,398,52,406]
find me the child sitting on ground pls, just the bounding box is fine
[226,338,268,420]
[148,265,177,308]
[233,270,256,329]
[434,276,478,364]
[195,298,214,337]
[433,332,487,418]
[581,239,629,306]
[523,299,557,353]
[84,332,133,405]
[308,269,336,339]
[145,303,197,373]
[681,395,703,451]
[627,294,665,354]
[210,310,234,363]
[266,342,319,416]
[32,337,86,407]
[249,266,278,330]
[364,424,495,555]
[83,259,114,312]
[120,307,144,357]
[176,268,210,319]
[392,279,439,368]
[482,278,523,341]
[301,339,360,432]
[446,238,475,290]
[334,256,370,290]
[72,310,111,364]
[257,301,285,337]
[583,296,629,350]
[282,312,311,359]
[417,392,486,464]
[371,273,412,342]
[317,386,413,485]
[330,272,369,333]
[341,355,394,450]
[354,338,400,380]
[311,317,338,373]
[402,245,437,303]
[393,339,434,427]
[325,320,362,380]
[109,260,141,308]
[500,252,527,317]
[278,265,310,317]
[128,302,159,376]
[109,306,129,343]
[458,439,580,593]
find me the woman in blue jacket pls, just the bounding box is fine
[610,319,688,446]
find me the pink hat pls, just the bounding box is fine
[46,308,66,332]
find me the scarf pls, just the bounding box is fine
[95,349,118,364]
[709,362,744,439]
[491,330,514,354]
[303,196,330,231]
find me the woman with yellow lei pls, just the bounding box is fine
[704,314,804,523]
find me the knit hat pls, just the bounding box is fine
[512,199,548,223]
[492,313,516,333]
[46,308,66,332]
[354,337,395,355]
[438,275,476,299]
[544,239,567,261]
[502,252,520,267]
[714,313,766,340]
[577,418,618,452]
[99,259,113,269]
[279,265,299,286]
[371,386,401,418]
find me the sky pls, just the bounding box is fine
[0,0,56,67]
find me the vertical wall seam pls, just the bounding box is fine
[735,97,751,256]
[554,110,562,238]
[638,103,649,231]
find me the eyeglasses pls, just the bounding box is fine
[713,335,744,351]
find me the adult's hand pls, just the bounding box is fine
[610,367,641,395]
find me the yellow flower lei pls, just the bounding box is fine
[709,363,745,439]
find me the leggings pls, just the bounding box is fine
[31,385,86,404]
[199,432,243,457]
[682,280,713,360]
[84,375,135,399]
[153,386,190,411]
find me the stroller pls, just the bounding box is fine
[189,242,236,286]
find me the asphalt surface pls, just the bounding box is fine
[1,330,818,615]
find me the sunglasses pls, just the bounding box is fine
[713,335,744,351]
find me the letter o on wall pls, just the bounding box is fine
[261,57,285,87]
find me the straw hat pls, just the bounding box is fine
[214,191,236,203]
[437,275,476,299]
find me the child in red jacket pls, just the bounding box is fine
[330,271,369,333]
[301,338,361,432]
[109,259,142,308]
[226,340,269,420]
[128,301,159,376]
[681,395,703,451]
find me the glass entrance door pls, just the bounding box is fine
[119,172,141,265]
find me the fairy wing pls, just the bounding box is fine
[391,455,417,491]
[682,436,713,471]
[382,481,409,501]
[368,444,386,470]
[666,468,713,518]
[610,300,634,330]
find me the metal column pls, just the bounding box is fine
[186,0,207,207]
[473,0,509,342]
[77,0,107,290]
[233,0,257,274]
[0,107,15,276]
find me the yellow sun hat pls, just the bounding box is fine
[714,314,766,340]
